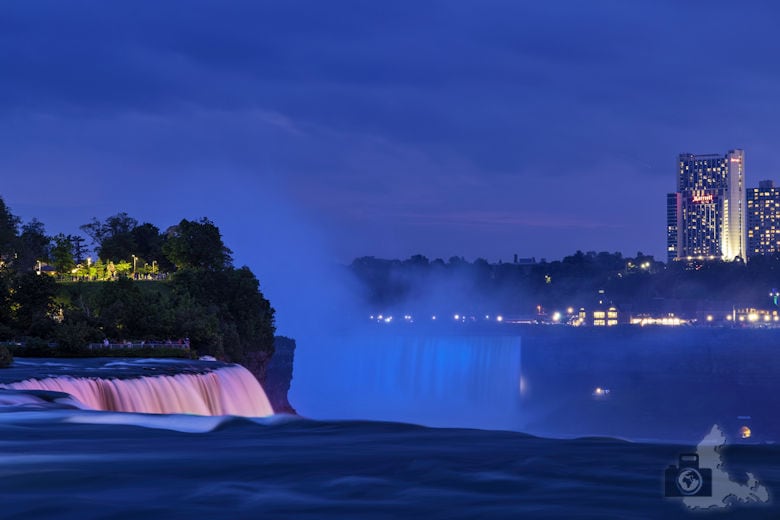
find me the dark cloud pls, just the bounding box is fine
[2,0,780,287]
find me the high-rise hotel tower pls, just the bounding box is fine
[666,150,746,262]
[747,180,780,257]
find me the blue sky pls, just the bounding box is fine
[3,1,780,329]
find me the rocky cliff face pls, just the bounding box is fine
[245,336,296,414]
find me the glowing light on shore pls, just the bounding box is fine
[496,315,503,322]
[630,316,684,326]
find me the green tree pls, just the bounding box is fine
[50,234,76,278]
[93,258,107,280]
[169,266,275,362]
[115,260,132,276]
[163,218,233,271]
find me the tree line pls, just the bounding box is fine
[0,197,275,363]
[349,251,780,317]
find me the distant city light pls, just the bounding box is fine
[552,312,562,322]
[384,316,392,323]
[496,315,503,322]
[431,315,437,321]
[566,307,574,314]
[454,314,460,321]
[706,315,713,322]
[740,426,752,439]
[630,316,684,326]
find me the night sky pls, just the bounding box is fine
[3,1,780,331]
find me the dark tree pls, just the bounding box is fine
[169,266,275,362]
[81,212,139,262]
[50,234,76,277]
[163,218,233,271]
[10,272,58,337]
[16,219,50,272]
[70,235,88,264]
[0,197,20,262]
[131,223,165,267]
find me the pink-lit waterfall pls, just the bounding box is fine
[1,365,274,417]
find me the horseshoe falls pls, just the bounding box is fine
[290,334,522,430]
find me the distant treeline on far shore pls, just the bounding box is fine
[349,251,780,317]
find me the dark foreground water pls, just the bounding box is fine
[1,411,778,519]
[5,328,780,519]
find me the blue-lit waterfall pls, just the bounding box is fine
[290,334,522,430]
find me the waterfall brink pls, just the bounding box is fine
[1,365,274,417]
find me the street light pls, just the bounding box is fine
[132,255,137,278]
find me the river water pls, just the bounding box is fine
[1,329,779,518]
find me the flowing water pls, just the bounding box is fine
[2,329,780,518]
[0,362,272,416]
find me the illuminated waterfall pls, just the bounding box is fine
[1,365,273,417]
[291,335,522,430]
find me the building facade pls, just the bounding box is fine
[747,180,780,257]
[667,149,746,262]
